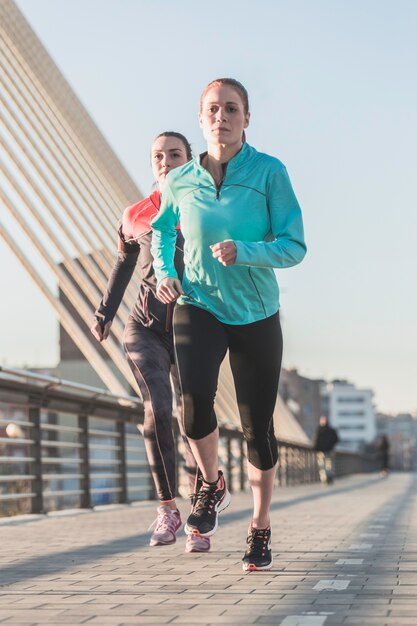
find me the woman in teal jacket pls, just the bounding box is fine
[151,78,306,571]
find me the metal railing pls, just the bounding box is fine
[0,367,148,516]
[0,367,376,517]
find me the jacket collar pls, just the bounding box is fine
[196,141,252,178]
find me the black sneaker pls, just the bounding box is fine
[242,525,272,572]
[184,470,231,537]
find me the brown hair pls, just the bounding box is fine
[199,78,250,114]
[153,131,192,160]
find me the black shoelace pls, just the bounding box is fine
[247,528,269,556]
[191,487,216,515]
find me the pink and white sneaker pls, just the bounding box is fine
[185,530,211,553]
[149,506,182,546]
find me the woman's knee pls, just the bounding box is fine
[182,393,217,439]
[244,426,278,470]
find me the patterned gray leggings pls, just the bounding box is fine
[123,316,196,501]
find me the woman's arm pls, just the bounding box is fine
[151,179,181,289]
[92,226,139,337]
[233,165,306,268]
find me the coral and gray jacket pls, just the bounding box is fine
[95,191,184,334]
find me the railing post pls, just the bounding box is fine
[334,451,340,478]
[277,445,281,487]
[117,420,127,504]
[293,447,296,484]
[304,449,308,483]
[304,449,308,484]
[29,406,43,514]
[310,450,315,483]
[289,446,294,485]
[284,446,289,486]
[290,446,294,485]
[226,436,233,493]
[175,430,180,498]
[291,446,295,484]
[239,438,245,491]
[296,447,300,484]
[303,449,307,484]
[78,414,91,509]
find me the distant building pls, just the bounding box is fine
[278,369,323,439]
[376,412,417,470]
[57,285,128,391]
[321,381,376,451]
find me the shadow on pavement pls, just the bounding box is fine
[1,474,414,587]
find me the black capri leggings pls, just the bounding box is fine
[173,304,283,470]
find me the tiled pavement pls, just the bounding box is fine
[1,473,417,626]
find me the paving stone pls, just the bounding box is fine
[1,474,417,625]
[343,616,416,626]
[86,617,171,624]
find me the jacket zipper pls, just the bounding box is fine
[215,176,224,200]
[205,161,227,199]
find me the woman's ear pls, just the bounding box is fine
[244,111,251,129]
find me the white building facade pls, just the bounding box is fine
[321,381,376,451]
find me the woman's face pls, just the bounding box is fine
[151,136,189,186]
[199,84,250,148]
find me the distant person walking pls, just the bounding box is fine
[377,434,390,477]
[313,416,339,485]
[91,132,209,553]
[151,78,306,571]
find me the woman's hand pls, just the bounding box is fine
[210,240,237,266]
[156,277,184,303]
[91,319,112,342]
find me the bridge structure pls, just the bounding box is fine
[0,0,312,445]
[0,0,143,395]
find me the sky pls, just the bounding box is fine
[1,0,417,414]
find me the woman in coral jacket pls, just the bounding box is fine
[91,132,209,553]
[152,80,306,571]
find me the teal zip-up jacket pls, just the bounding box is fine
[151,142,306,325]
